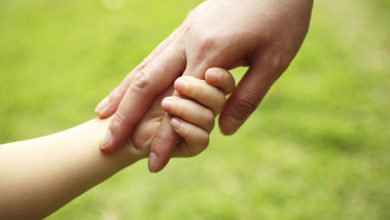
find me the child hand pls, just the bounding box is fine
[161,68,235,157]
[126,68,235,160]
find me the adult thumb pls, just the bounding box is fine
[219,59,279,135]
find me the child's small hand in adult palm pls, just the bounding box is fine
[126,68,235,162]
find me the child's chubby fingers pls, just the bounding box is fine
[161,96,215,132]
[174,76,226,114]
[170,117,209,157]
[205,68,235,95]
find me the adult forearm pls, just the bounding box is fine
[0,118,139,219]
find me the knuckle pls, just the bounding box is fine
[273,56,290,76]
[179,77,200,95]
[192,83,204,99]
[151,134,168,152]
[195,80,210,98]
[205,110,215,129]
[170,99,182,115]
[181,79,200,98]
[266,51,290,79]
[174,105,184,116]
[194,34,219,63]
[111,111,129,126]
[135,61,147,71]
[181,124,192,138]
[159,58,173,75]
[152,134,165,146]
[230,91,259,118]
[108,111,132,135]
[199,34,217,52]
[183,23,192,37]
[199,34,217,49]
[131,70,150,92]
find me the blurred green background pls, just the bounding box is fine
[0,0,389,219]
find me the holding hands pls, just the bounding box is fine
[0,68,234,219]
[0,0,315,217]
[124,68,235,160]
[95,0,313,172]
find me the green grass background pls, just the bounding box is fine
[0,0,389,219]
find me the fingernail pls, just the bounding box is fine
[161,99,173,112]
[95,97,109,114]
[100,130,113,150]
[175,78,187,93]
[206,69,219,84]
[148,152,158,173]
[221,116,242,135]
[171,118,181,129]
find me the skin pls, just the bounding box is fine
[0,69,234,219]
[95,0,314,172]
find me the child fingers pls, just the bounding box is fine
[205,68,235,95]
[170,117,209,157]
[162,96,215,132]
[174,76,226,114]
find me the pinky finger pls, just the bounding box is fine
[170,117,209,157]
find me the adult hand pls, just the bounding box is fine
[95,0,313,172]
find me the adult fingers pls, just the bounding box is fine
[149,113,181,172]
[219,59,279,135]
[100,43,185,152]
[94,25,185,118]
[204,68,235,95]
[94,71,134,118]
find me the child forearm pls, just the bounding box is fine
[0,118,140,219]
